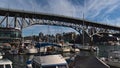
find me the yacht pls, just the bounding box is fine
[32,54,69,68]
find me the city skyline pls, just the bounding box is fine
[0,0,120,36]
[22,25,78,37]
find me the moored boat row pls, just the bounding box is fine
[100,50,120,68]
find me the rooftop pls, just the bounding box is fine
[33,54,67,66]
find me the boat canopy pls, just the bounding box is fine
[33,54,67,66]
[35,42,61,48]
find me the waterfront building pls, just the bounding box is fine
[0,27,21,45]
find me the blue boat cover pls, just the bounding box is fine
[35,42,61,48]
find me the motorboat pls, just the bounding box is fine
[0,59,13,68]
[61,44,72,52]
[59,43,80,53]
[0,51,12,68]
[101,50,120,67]
[76,45,99,52]
[70,44,80,53]
[32,54,69,68]
[26,45,38,54]
[35,42,61,55]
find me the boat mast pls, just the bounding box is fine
[31,31,34,45]
[83,14,85,46]
[47,25,50,42]
[82,0,85,46]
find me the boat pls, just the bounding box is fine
[26,44,38,54]
[0,59,13,68]
[101,50,120,67]
[115,42,120,46]
[60,44,72,52]
[1,43,11,54]
[0,51,5,59]
[76,45,99,52]
[26,42,62,55]
[59,43,80,53]
[0,51,12,68]
[32,54,69,68]
[35,42,62,55]
[69,44,80,53]
[9,46,18,55]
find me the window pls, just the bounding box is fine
[0,64,11,68]
[58,65,67,68]
[42,66,56,68]
[32,62,40,68]
[42,65,67,68]
[6,64,11,68]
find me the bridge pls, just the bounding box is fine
[0,8,120,44]
[0,8,120,30]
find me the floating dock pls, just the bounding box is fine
[69,55,110,68]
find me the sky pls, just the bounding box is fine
[0,0,120,36]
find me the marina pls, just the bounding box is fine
[0,58,12,68]
[32,54,69,68]
[0,44,119,68]
[0,0,120,68]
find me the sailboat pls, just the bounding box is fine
[77,11,99,53]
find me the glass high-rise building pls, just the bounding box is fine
[0,27,21,45]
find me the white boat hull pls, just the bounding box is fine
[63,49,71,52]
[0,56,3,59]
[27,48,38,54]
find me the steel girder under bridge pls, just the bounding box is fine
[0,8,120,30]
[0,8,120,43]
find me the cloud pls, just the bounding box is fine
[0,0,120,36]
[85,0,120,18]
[0,0,120,20]
[0,0,81,36]
[101,17,120,27]
[0,0,84,18]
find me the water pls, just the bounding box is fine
[4,54,29,68]
[3,45,120,68]
[98,45,120,57]
[97,45,120,68]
